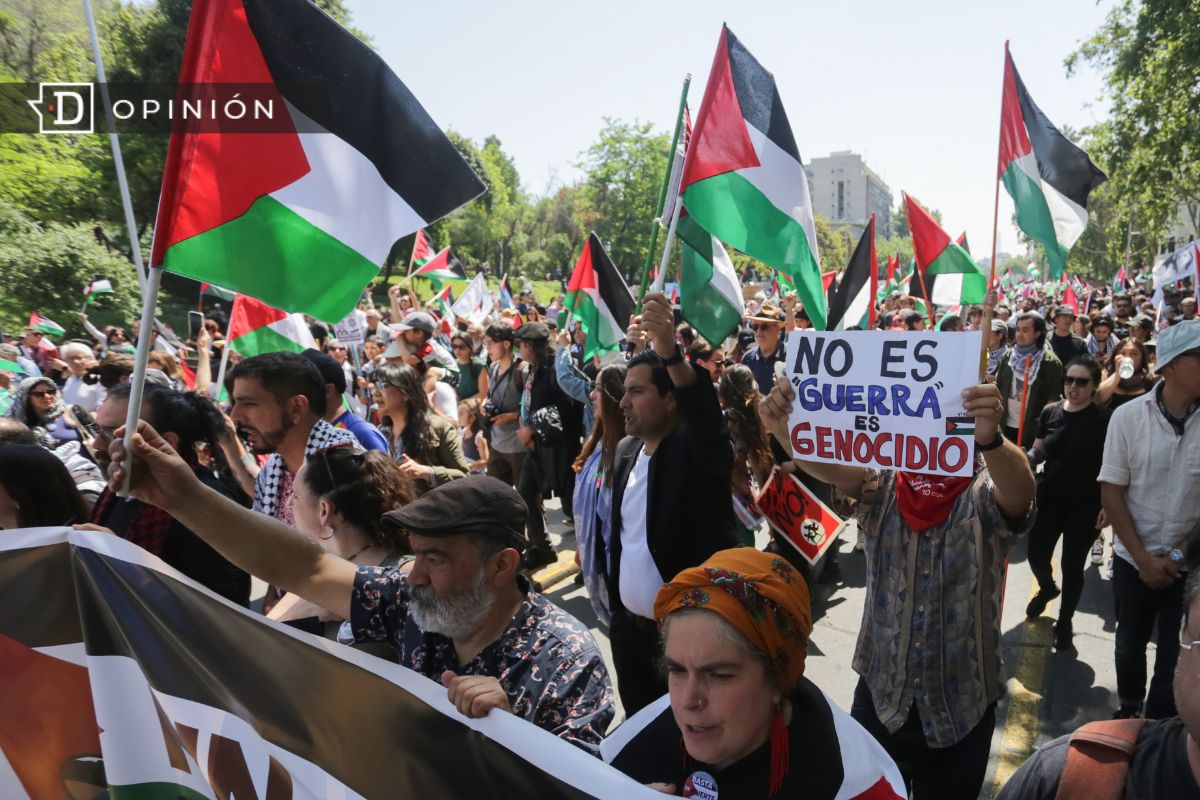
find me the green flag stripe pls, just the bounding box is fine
[1002,161,1069,279]
[162,196,379,322]
[677,215,743,344]
[684,171,825,329]
[229,324,309,358]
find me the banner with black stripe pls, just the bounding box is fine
[0,528,655,799]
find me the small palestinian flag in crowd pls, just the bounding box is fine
[410,247,466,285]
[151,0,485,322]
[825,217,876,331]
[199,281,236,302]
[566,233,635,361]
[410,228,433,266]
[227,294,317,358]
[432,284,455,336]
[998,45,1106,280]
[905,194,986,308]
[28,312,64,337]
[683,25,825,329]
[83,277,114,304]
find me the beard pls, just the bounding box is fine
[237,415,292,455]
[409,568,497,640]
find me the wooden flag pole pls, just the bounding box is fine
[980,40,1009,380]
[914,259,938,331]
[637,75,690,311]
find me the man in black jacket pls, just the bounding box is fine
[603,292,741,714]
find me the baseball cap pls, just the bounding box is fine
[394,311,436,335]
[380,475,527,552]
[1132,314,1153,330]
[1155,319,1200,370]
[301,349,347,394]
[990,319,1008,333]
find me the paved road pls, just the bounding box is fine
[535,500,1137,799]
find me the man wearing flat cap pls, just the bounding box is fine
[102,429,616,754]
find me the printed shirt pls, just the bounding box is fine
[350,569,615,754]
[852,468,1032,748]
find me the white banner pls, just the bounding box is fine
[784,331,982,477]
[451,273,494,324]
[1153,241,1198,289]
[332,309,367,346]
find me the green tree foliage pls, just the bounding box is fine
[0,200,143,336]
[1068,0,1200,269]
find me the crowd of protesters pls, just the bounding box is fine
[2,267,1198,799]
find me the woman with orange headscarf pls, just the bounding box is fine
[602,549,903,798]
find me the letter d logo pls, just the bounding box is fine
[28,83,94,134]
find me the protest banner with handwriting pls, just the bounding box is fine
[755,467,844,565]
[784,331,982,478]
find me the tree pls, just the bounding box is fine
[1067,0,1200,267]
[0,200,143,336]
[812,214,853,271]
[577,119,669,283]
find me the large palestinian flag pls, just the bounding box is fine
[0,528,645,799]
[999,47,1106,280]
[150,0,485,323]
[566,233,635,361]
[227,293,316,357]
[905,194,987,308]
[677,213,744,345]
[681,25,825,329]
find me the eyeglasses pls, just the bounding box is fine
[1063,376,1092,387]
[452,343,471,351]
[749,323,778,332]
[29,388,58,398]
[329,346,347,352]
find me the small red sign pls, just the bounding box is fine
[755,467,845,565]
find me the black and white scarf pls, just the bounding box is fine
[1008,342,1046,386]
[252,420,358,519]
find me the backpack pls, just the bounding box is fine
[1055,718,1150,800]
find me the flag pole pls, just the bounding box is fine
[651,178,685,295]
[637,74,690,312]
[213,305,236,400]
[83,0,148,296]
[117,262,162,496]
[868,214,878,329]
[981,40,1009,379]
[914,259,938,330]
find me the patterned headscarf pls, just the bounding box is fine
[5,376,68,449]
[654,549,813,693]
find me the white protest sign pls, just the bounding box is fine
[332,309,366,346]
[784,330,982,478]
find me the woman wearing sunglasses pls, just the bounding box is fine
[3,376,83,450]
[1024,356,1111,650]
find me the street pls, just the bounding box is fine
[533,499,1133,799]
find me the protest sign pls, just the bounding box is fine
[332,309,367,346]
[755,467,844,565]
[784,331,982,478]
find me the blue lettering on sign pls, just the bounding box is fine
[795,378,942,418]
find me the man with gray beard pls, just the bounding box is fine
[102,427,615,755]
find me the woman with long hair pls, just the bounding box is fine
[1024,356,1110,650]
[1096,337,1158,410]
[719,364,774,546]
[269,445,416,658]
[374,364,470,494]
[572,362,626,626]
[0,443,89,528]
[4,376,82,449]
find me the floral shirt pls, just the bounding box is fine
[852,468,1032,748]
[350,569,615,754]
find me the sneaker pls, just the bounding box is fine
[1091,539,1104,566]
[1025,585,1061,619]
[1053,622,1075,651]
[522,546,558,572]
[1112,704,1141,720]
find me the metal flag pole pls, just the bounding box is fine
[82,0,147,295]
[637,75,690,311]
[980,40,1009,380]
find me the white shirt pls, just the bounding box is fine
[62,375,104,413]
[430,381,458,420]
[1097,388,1200,564]
[618,448,663,619]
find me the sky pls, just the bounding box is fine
[346,0,1115,263]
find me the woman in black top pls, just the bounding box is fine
[1024,356,1111,650]
[1096,337,1158,410]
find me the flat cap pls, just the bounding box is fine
[1052,305,1077,319]
[380,475,527,551]
[514,321,550,342]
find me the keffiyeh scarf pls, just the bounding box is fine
[1086,334,1116,357]
[1008,342,1046,385]
[252,419,357,519]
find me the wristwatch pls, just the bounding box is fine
[977,430,1005,452]
[1168,548,1185,565]
[662,346,685,367]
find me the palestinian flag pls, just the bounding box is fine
[498,276,515,310]
[83,278,114,304]
[410,247,466,283]
[677,213,745,345]
[877,254,899,302]
[905,194,986,308]
[565,233,635,361]
[0,359,26,375]
[1112,265,1129,291]
[682,26,825,329]
[433,284,455,336]
[998,47,1107,280]
[227,293,316,357]
[410,228,433,267]
[956,231,970,254]
[945,416,975,436]
[1062,281,1081,314]
[826,217,876,331]
[150,0,485,323]
[199,281,235,302]
[28,312,64,337]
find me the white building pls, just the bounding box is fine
[804,151,893,239]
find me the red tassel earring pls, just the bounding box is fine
[768,702,789,797]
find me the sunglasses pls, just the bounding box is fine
[749,323,778,332]
[30,388,58,398]
[1063,376,1092,387]
[452,343,471,351]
